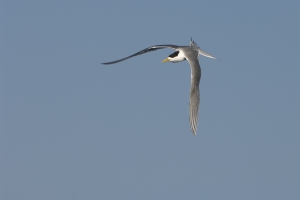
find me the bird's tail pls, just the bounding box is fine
[198,49,217,59]
[190,37,198,47]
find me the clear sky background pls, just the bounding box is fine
[1,1,300,199]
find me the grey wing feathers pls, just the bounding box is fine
[186,56,201,135]
[102,45,178,65]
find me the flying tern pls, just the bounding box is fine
[102,38,216,135]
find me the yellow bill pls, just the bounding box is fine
[162,57,170,63]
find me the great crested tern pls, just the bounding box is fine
[102,38,216,135]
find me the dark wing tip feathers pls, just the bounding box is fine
[102,46,172,65]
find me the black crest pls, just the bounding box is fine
[169,51,179,58]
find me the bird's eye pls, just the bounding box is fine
[169,51,179,58]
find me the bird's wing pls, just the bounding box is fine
[102,45,178,65]
[185,54,201,135]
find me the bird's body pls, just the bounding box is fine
[102,38,216,135]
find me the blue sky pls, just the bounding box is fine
[1,1,300,199]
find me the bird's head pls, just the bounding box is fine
[162,50,186,63]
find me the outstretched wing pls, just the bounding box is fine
[102,45,178,65]
[185,53,201,135]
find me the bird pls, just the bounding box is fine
[102,38,216,135]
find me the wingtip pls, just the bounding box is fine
[102,62,112,65]
[191,126,197,136]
